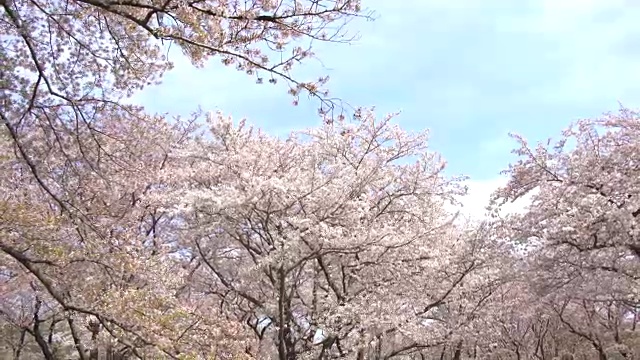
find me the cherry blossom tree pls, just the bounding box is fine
[151,110,511,359]
[1,0,367,113]
[9,0,640,356]
[490,107,640,360]
[472,274,640,360]
[1,0,368,152]
[1,0,370,357]
[1,0,369,256]
[0,113,256,359]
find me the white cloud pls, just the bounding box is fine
[449,177,536,221]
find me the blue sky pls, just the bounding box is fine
[133,0,640,217]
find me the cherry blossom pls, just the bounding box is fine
[151,110,507,358]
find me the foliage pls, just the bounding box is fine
[2,0,640,356]
[151,111,507,358]
[487,108,640,360]
[1,0,371,357]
